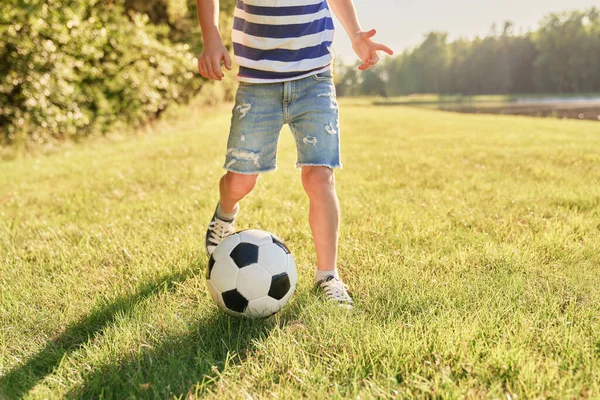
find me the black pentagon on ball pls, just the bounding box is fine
[268,273,291,300]
[222,289,249,313]
[206,254,216,279]
[271,235,291,254]
[229,242,259,268]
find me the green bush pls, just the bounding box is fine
[0,0,202,146]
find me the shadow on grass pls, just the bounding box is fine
[1,261,302,398]
[66,311,280,398]
[65,292,312,398]
[0,266,200,399]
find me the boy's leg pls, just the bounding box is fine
[301,166,352,308]
[205,172,258,255]
[287,71,342,274]
[219,171,259,214]
[301,166,339,272]
[288,72,353,307]
[206,82,284,255]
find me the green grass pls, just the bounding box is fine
[373,93,600,106]
[374,94,515,105]
[1,101,600,398]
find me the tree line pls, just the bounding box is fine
[336,8,600,97]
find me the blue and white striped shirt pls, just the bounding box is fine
[232,0,335,83]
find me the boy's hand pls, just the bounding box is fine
[198,40,232,81]
[351,29,393,71]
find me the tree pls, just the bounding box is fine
[339,7,600,97]
[358,68,387,96]
[0,0,205,145]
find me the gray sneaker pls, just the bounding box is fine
[205,206,236,256]
[316,275,354,308]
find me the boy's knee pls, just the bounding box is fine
[223,172,259,197]
[301,166,335,196]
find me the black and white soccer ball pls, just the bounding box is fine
[206,229,297,318]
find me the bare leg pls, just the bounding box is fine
[219,171,259,213]
[301,166,340,271]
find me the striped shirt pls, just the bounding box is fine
[233,0,335,83]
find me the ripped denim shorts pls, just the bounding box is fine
[223,70,341,174]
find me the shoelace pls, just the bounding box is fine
[319,276,353,304]
[208,219,234,244]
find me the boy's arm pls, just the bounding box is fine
[195,0,231,81]
[326,0,393,70]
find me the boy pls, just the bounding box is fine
[196,0,392,307]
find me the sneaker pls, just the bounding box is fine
[205,206,236,255]
[316,275,354,308]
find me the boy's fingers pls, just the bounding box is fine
[364,29,376,38]
[212,59,224,79]
[358,52,380,71]
[375,43,394,55]
[209,61,221,80]
[223,52,232,70]
[205,61,218,80]
[199,60,209,78]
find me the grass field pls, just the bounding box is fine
[1,101,600,398]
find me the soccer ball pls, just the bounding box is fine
[206,229,297,318]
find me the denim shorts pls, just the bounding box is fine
[223,70,341,174]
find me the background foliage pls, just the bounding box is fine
[337,8,600,96]
[0,0,234,147]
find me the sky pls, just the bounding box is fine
[331,0,598,63]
